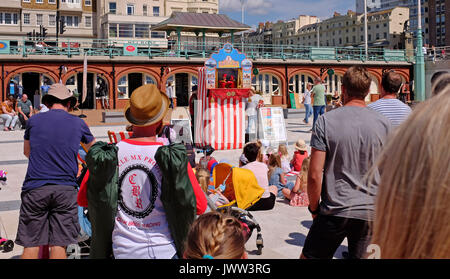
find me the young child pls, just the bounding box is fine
[267,153,294,197]
[291,139,309,172]
[184,211,247,259]
[196,168,229,208]
[278,144,291,173]
[282,157,310,207]
[198,145,218,175]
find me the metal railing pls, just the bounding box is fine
[1,37,411,62]
[423,46,450,62]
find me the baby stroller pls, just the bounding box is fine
[0,170,14,253]
[65,145,92,259]
[212,163,265,255]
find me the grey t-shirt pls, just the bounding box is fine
[310,106,392,221]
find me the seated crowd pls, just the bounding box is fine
[10,67,450,260]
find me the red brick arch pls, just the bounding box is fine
[4,65,59,85]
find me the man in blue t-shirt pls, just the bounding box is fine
[16,83,96,259]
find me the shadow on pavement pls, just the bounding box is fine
[301,220,313,229]
[284,232,349,259]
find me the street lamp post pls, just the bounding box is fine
[414,0,426,101]
[364,0,368,60]
[240,0,245,51]
[317,18,320,47]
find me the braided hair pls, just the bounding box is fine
[184,212,246,259]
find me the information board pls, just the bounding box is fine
[258,107,287,145]
[171,119,193,144]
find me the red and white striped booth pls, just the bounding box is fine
[195,67,250,150]
[108,131,133,144]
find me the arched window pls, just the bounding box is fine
[323,74,344,95]
[289,73,314,94]
[251,73,280,105]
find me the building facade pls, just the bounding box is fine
[428,0,449,46]
[96,0,219,45]
[297,7,411,49]
[0,0,96,41]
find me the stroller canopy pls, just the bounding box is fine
[213,163,264,210]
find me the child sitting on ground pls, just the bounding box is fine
[291,139,309,172]
[282,157,310,207]
[278,144,291,173]
[196,168,229,208]
[198,145,218,175]
[267,153,295,198]
[184,211,247,259]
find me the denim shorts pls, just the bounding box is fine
[15,185,80,248]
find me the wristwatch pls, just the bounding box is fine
[308,204,320,215]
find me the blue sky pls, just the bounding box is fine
[220,0,355,29]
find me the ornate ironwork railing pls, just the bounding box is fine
[0,37,411,62]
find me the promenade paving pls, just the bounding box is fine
[0,111,348,259]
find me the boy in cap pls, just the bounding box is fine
[16,83,96,259]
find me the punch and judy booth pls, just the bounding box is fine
[195,43,253,150]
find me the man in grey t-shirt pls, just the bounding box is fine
[301,66,392,259]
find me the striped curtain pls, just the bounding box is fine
[195,67,246,150]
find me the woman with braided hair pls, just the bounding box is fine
[184,212,248,259]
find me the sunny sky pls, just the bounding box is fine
[220,0,355,29]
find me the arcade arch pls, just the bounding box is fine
[65,73,110,109]
[165,73,198,107]
[8,72,55,108]
[117,73,158,99]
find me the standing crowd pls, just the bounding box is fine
[5,65,450,259]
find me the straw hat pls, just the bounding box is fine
[42,83,77,107]
[294,139,307,151]
[124,84,170,127]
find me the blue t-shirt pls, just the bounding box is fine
[23,109,94,191]
[268,167,284,188]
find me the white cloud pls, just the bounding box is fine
[220,0,274,15]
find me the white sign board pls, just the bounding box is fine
[171,119,193,144]
[258,107,287,145]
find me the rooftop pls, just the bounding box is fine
[152,12,251,34]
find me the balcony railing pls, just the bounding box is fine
[1,37,412,63]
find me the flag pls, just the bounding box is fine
[82,53,87,104]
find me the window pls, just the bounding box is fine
[85,0,91,5]
[135,24,149,38]
[61,15,79,27]
[0,13,19,25]
[36,0,43,3]
[119,23,133,37]
[36,14,43,26]
[85,16,92,28]
[49,0,56,3]
[109,24,117,37]
[109,2,116,14]
[127,4,135,15]
[153,6,160,16]
[143,5,148,16]
[49,15,56,26]
[23,13,30,25]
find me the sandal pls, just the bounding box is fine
[3,128,9,131]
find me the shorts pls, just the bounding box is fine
[247,193,276,211]
[302,214,372,259]
[15,185,80,248]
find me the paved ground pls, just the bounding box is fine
[0,111,347,259]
